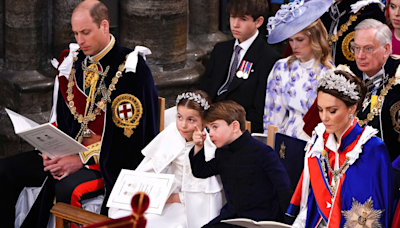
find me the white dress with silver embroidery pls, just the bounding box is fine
[263,57,331,140]
[108,123,223,228]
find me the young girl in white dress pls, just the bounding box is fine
[109,90,223,228]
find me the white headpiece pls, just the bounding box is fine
[317,70,360,101]
[176,92,210,110]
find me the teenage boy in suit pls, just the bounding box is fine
[199,0,280,133]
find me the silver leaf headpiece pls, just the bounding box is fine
[176,92,210,110]
[317,70,360,101]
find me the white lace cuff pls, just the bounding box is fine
[292,206,307,228]
[178,192,185,205]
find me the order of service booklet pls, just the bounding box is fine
[221,218,292,228]
[5,108,88,158]
[107,169,175,215]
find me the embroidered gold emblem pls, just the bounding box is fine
[342,197,384,228]
[342,31,355,61]
[112,94,143,138]
[79,141,101,164]
[279,142,285,159]
[390,101,400,141]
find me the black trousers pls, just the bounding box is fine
[0,151,103,228]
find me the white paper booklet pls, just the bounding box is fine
[107,169,175,214]
[5,108,87,158]
[221,218,291,228]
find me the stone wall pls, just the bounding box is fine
[0,0,224,157]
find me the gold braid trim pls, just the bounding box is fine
[357,77,396,127]
[79,141,101,164]
[328,7,364,46]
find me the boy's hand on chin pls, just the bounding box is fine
[193,125,206,155]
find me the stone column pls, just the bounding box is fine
[186,2,206,62]
[189,0,229,57]
[120,0,205,107]
[0,1,4,69]
[1,0,54,157]
[53,1,80,57]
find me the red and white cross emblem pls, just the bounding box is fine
[118,104,132,119]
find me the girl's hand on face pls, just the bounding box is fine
[193,125,206,154]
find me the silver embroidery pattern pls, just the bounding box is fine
[342,197,384,228]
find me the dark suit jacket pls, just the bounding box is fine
[199,34,280,133]
[189,131,292,225]
[352,57,400,162]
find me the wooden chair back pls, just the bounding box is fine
[158,97,165,132]
[245,120,251,133]
[267,125,278,148]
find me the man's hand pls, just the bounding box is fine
[43,154,83,180]
[193,125,206,155]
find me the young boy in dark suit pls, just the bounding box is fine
[190,101,292,228]
[199,0,280,133]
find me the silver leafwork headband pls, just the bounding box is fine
[317,70,360,101]
[176,92,210,110]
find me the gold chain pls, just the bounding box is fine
[320,150,350,195]
[328,8,364,46]
[66,51,127,143]
[357,77,396,127]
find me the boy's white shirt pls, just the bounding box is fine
[232,30,259,69]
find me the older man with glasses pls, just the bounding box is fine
[351,18,400,162]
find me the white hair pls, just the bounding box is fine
[354,19,392,53]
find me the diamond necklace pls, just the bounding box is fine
[319,149,350,196]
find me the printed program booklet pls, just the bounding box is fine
[221,218,292,228]
[107,169,175,214]
[6,108,87,158]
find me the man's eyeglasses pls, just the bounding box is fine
[350,42,382,55]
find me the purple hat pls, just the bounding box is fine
[267,0,332,44]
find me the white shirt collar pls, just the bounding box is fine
[234,30,259,52]
[299,58,315,70]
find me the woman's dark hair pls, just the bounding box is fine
[176,90,211,118]
[317,70,367,112]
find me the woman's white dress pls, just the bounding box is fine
[108,123,223,228]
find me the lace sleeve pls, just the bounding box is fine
[292,205,307,228]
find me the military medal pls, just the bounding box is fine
[236,71,244,78]
[83,128,92,138]
[236,60,253,79]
